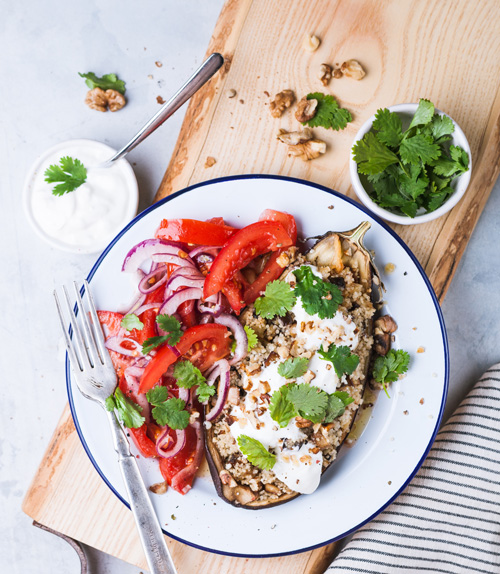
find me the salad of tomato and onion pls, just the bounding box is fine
[99,209,297,495]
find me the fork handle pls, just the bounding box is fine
[107,411,178,574]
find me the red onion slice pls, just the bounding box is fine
[105,336,143,357]
[156,428,186,459]
[214,313,248,365]
[130,302,162,317]
[177,387,190,402]
[151,253,195,268]
[189,245,221,258]
[167,275,205,292]
[170,420,204,495]
[159,287,203,317]
[122,239,191,273]
[138,266,169,294]
[205,359,231,419]
[197,292,222,316]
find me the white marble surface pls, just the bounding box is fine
[1,1,499,573]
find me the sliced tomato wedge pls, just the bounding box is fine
[203,220,293,301]
[138,323,231,394]
[243,210,298,304]
[155,218,238,246]
[159,421,204,495]
[221,270,249,315]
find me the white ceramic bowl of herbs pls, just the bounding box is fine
[349,100,471,225]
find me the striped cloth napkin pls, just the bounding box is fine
[327,364,500,574]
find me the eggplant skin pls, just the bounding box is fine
[205,222,379,509]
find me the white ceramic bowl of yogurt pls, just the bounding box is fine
[23,139,139,254]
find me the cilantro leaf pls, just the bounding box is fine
[287,383,328,423]
[151,397,190,429]
[408,98,434,129]
[317,344,359,378]
[373,349,410,397]
[237,435,276,470]
[196,380,216,404]
[323,391,354,423]
[173,360,205,389]
[399,134,441,165]
[79,72,126,94]
[277,357,309,379]
[450,145,469,172]
[105,388,145,429]
[121,313,144,331]
[431,114,455,140]
[142,315,183,354]
[372,108,402,147]
[352,132,399,175]
[254,280,296,319]
[231,325,259,354]
[302,93,352,131]
[156,314,183,345]
[146,385,169,406]
[293,266,343,319]
[44,156,87,196]
[269,386,297,428]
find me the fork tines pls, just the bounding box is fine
[54,280,109,373]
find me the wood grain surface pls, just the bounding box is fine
[23,0,500,572]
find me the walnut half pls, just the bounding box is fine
[340,59,366,80]
[277,128,326,161]
[319,63,332,86]
[85,87,126,112]
[269,89,295,118]
[295,97,318,122]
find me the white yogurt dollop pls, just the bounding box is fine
[25,139,138,253]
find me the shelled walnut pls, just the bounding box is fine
[340,59,366,80]
[319,63,332,86]
[277,128,326,161]
[85,87,126,112]
[295,97,318,122]
[269,89,295,118]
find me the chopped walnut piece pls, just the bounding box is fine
[277,128,326,161]
[269,89,295,118]
[156,95,166,105]
[219,469,237,487]
[340,59,366,80]
[374,314,398,356]
[205,156,216,168]
[303,33,321,52]
[295,97,318,122]
[295,416,312,428]
[319,63,333,86]
[227,88,236,98]
[85,88,126,112]
[333,68,343,79]
[288,139,326,161]
[277,127,314,145]
[149,481,168,495]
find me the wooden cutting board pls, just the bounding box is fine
[23,0,500,572]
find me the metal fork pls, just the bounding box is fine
[54,280,177,574]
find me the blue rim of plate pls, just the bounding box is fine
[66,174,449,558]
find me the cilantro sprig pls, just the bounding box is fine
[237,435,276,470]
[254,280,296,319]
[146,389,190,429]
[302,93,352,131]
[231,325,258,353]
[352,99,469,217]
[142,314,183,354]
[293,266,343,319]
[373,349,410,398]
[44,156,87,196]
[317,344,359,378]
[79,72,126,94]
[172,360,216,404]
[105,388,145,429]
[269,383,354,428]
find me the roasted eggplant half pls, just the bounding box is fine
[205,222,380,509]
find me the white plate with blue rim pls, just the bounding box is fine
[67,175,448,557]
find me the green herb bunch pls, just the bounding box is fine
[352,99,469,218]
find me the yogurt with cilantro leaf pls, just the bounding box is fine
[24,139,138,254]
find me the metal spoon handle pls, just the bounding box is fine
[103,53,224,166]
